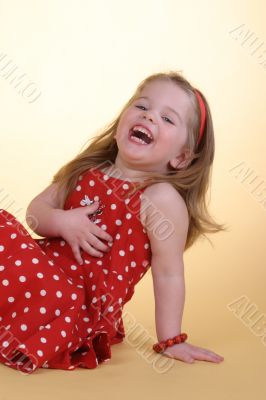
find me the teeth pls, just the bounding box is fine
[132,125,153,141]
[130,136,148,145]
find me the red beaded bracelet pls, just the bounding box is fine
[153,333,188,353]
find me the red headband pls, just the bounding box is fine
[194,89,206,146]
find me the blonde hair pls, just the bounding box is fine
[51,70,227,251]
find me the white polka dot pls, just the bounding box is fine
[18,344,26,349]
[89,272,93,278]
[125,266,129,272]
[92,297,97,304]
[37,272,44,279]
[119,250,125,256]
[53,252,59,257]
[40,337,47,343]
[32,258,39,264]
[71,293,77,300]
[103,269,108,274]
[87,328,92,334]
[124,198,130,204]
[60,240,66,246]
[101,224,107,230]
[8,297,15,303]
[76,185,81,191]
[45,324,51,329]
[89,180,95,187]
[126,213,132,219]
[2,279,9,286]
[91,284,96,291]
[107,189,112,195]
[110,204,116,210]
[40,289,46,296]
[129,245,134,251]
[83,317,90,322]
[37,350,43,357]
[12,312,16,318]
[122,183,129,190]
[55,309,60,316]
[94,195,99,201]
[21,243,28,249]
[61,330,67,337]
[103,174,109,181]
[15,260,22,266]
[131,261,136,267]
[116,233,120,240]
[70,265,77,271]
[55,346,59,352]
[96,260,102,265]
[144,243,149,249]
[0,265,5,271]
[56,291,62,298]
[68,342,72,348]
[3,341,9,347]
[115,219,122,226]
[10,234,17,239]
[19,276,26,282]
[65,316,71,323]
[53,274,59,280]
[21,324,27,331]
[118,298,123,304]
[40,307,46,314]
[25,292,31,299]
[117,275,123,280]
[128,228,132,234]
[48,260,54,266]
[108,306,114,312]
[24,307,29,313]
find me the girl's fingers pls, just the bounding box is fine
[80,240,104,258]
[190,348,224,363]
[193,346,224,360]
[85,233,111,252]
[91,224,113,243]
[71,244,84,265]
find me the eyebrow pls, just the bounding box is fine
[136,96,182,123]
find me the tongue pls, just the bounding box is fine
[131,129,150,144]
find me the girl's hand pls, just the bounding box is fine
[56,202,113,265]
[161,341,224,364]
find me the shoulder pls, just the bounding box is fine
[140,182,189,255]
[140,182,189,227]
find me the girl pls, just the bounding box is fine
[0,71,225,374]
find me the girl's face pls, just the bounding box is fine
[114,79,191,176]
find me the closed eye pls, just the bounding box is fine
[135,105,174,124]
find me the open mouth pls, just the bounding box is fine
[129,126,153,145]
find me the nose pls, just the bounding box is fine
[142,110,154,123]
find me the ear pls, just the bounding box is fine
[169,148,192,170]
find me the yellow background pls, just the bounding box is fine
[0,0,265,398]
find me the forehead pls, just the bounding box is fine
[137,80,191,119]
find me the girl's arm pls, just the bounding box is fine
[141,182,224,364]
[26,183,66,237]
[141,182,188,341]
[26,183,113,264]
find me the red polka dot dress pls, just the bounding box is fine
[0,167,151,373]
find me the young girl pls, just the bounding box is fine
[0,71,225,374]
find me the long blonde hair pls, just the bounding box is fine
[51,70,227,251]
